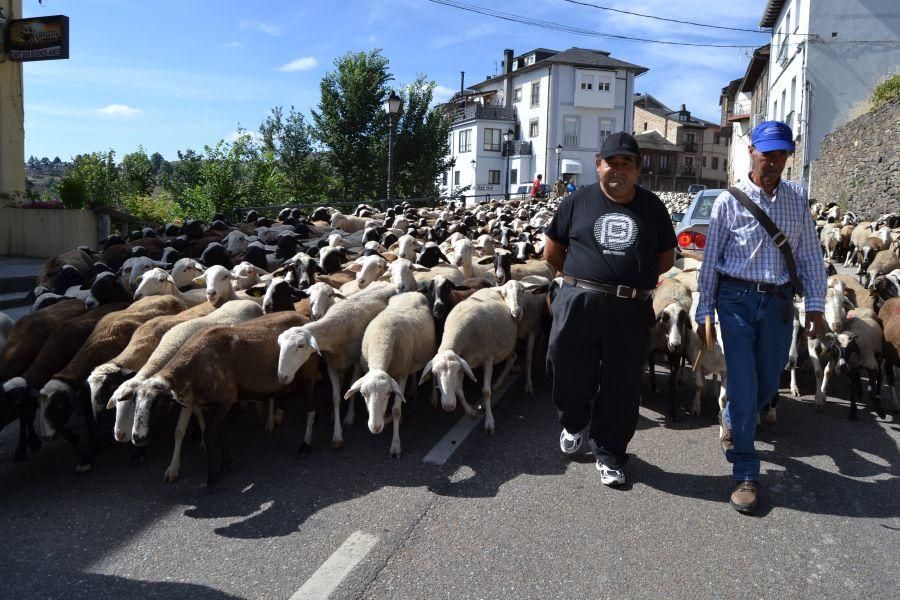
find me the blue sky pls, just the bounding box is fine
[22,0,769,162]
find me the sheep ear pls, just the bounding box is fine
[193,275,207,286]
[245,283,268,297]
[411,263,431,272]
[476,256,494,265]
[458,357,477,381]
[528,285,549,294]
[332,291,347,300]
[347,263,362,273]
[344,377,364,400]
[418,360,434,385]
[308,334,321,355]
[390,377,406,403]
[106,398,116,410]
[291,288,310,301]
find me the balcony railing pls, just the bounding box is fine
[450,105,517,123]
[682,165,697,176]
[682,142,698,153]
[563,134,578,147]
[503,140,532,156]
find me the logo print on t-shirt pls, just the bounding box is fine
[594,214,637,251]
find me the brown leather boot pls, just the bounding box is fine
[730,480,758,514]
[719,409,734,455]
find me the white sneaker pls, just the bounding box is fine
[559,428,583,455]
[596,461,626,486]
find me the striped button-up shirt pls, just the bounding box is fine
[695,176,826,323]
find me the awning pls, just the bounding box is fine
[561,159,582,174]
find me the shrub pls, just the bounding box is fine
[120,190,184,225]
[871,74,900,109]
[58,176,88,208]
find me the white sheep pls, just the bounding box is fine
[277,281,396,447]
[170,258,205,289]
[419,286,518,433]
[344,292,436,457]
[339,255,389,295]
[330,212,372,234]
[132,268,208,306]
[305,281,344,321]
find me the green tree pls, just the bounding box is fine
[371,76,453,199]
[119,146,154,197]
[56,150,118,208]
[260,105,330,203]
[149,151,164,175]
[312,49,392,200]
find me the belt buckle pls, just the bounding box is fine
[755,282,766,293]
[616,285,633,299]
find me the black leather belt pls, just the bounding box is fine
[562,275,652,300]
[720,274,792,294]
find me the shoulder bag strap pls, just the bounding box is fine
[727,186,804,296]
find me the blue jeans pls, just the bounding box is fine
[716,278,793,481]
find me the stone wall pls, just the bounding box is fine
[0,208,99,258]
[810,99,899,217]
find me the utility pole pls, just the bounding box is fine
[0,0,25,202]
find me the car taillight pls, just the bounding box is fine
[677,231,706,249]
[693,232,707,249]
[678,232,693,248]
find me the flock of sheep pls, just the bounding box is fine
[0,196,898,489]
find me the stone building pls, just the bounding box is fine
[719,44,770,184]
[632,93,729,191]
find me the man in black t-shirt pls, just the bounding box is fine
[543,132,677,486]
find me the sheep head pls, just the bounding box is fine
[419,350,476,413]
[344,369,404,435]
[277,327,321,385]
[131,377,177,447]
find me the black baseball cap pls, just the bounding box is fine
[599,131,641,161]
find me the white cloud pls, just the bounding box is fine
[221,41,243,49]
[432,85,457,102]
[95,104,143,117]
[239,20,281,36]
[226,130,263,144]
[277,57,319,72]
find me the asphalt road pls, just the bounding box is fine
[1,351,898,600]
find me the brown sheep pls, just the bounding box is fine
[34,249,94,297]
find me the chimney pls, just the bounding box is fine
[503,49,514,108]
[460,71,465,97]
[504,49,514,74]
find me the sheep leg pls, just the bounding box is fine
[691,368,704,416]
[767,392,778,424]
[524,334,536,395]
[847,371,863,421]
[457,386,478,417]
[647,352,657,393]
[265,398,276,434]
[790,366,801,397]
[718,372,729,415]
[884,362,899,413]
[492,353,516,391]
[482,361,496,433]
[342,365,361,428]
[817,356,833,412]
[389,384,404,458]
[204,404,229,489]
[327,365,345,448]
[164,405,193,483]
[866,366,886,419]
[667,351,680,422]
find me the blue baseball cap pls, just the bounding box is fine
[750,120,795,152]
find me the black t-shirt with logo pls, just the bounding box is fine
[544,183,676,290]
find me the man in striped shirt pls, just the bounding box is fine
[695,120,827,514]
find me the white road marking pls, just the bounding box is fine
[289,530,378,600]
[422,371,521,465]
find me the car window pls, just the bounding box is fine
[690,193,718,220]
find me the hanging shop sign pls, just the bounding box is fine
[7,15,69,62]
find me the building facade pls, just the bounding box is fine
[719,45,770,185]
[760,0,900,187]
[632,94,729,191]
[442,47,646,203]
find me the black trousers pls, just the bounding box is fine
[547,283,653,468]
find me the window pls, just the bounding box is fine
[794,0,801,31]
[642,154,652,168]
[598,76,611,92]
[712,157,719,170]
[525,54,535,66]
[685,156,694,168]
[489,170,501,185]
[773,99,778,122]
[788,76,797,129]
[781,89,786,121]
[685,133,695,144]
[643,122,648,131]
[701,156,707,168]
[723,158,728,170]
[484,128,501,152]
[510,168,518,184]
[660,155,669,169]
[529,119,539,138]
[448,132,453,151]
[453,170,460,185]
[785,10,791,35]
[458,129,471,153]
[580,74,594,90]
[442,172,448,185]
[713,132,721,145]
[598,118,613,145]
[514,87,522,103]
[563,116,578,147]
[531,81,540,107]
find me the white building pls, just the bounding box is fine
[760,0,900,186]
[442,47,646,203]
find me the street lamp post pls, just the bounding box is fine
[385,91,402,207]
[504,128,514,201]
[555,144,563,182]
